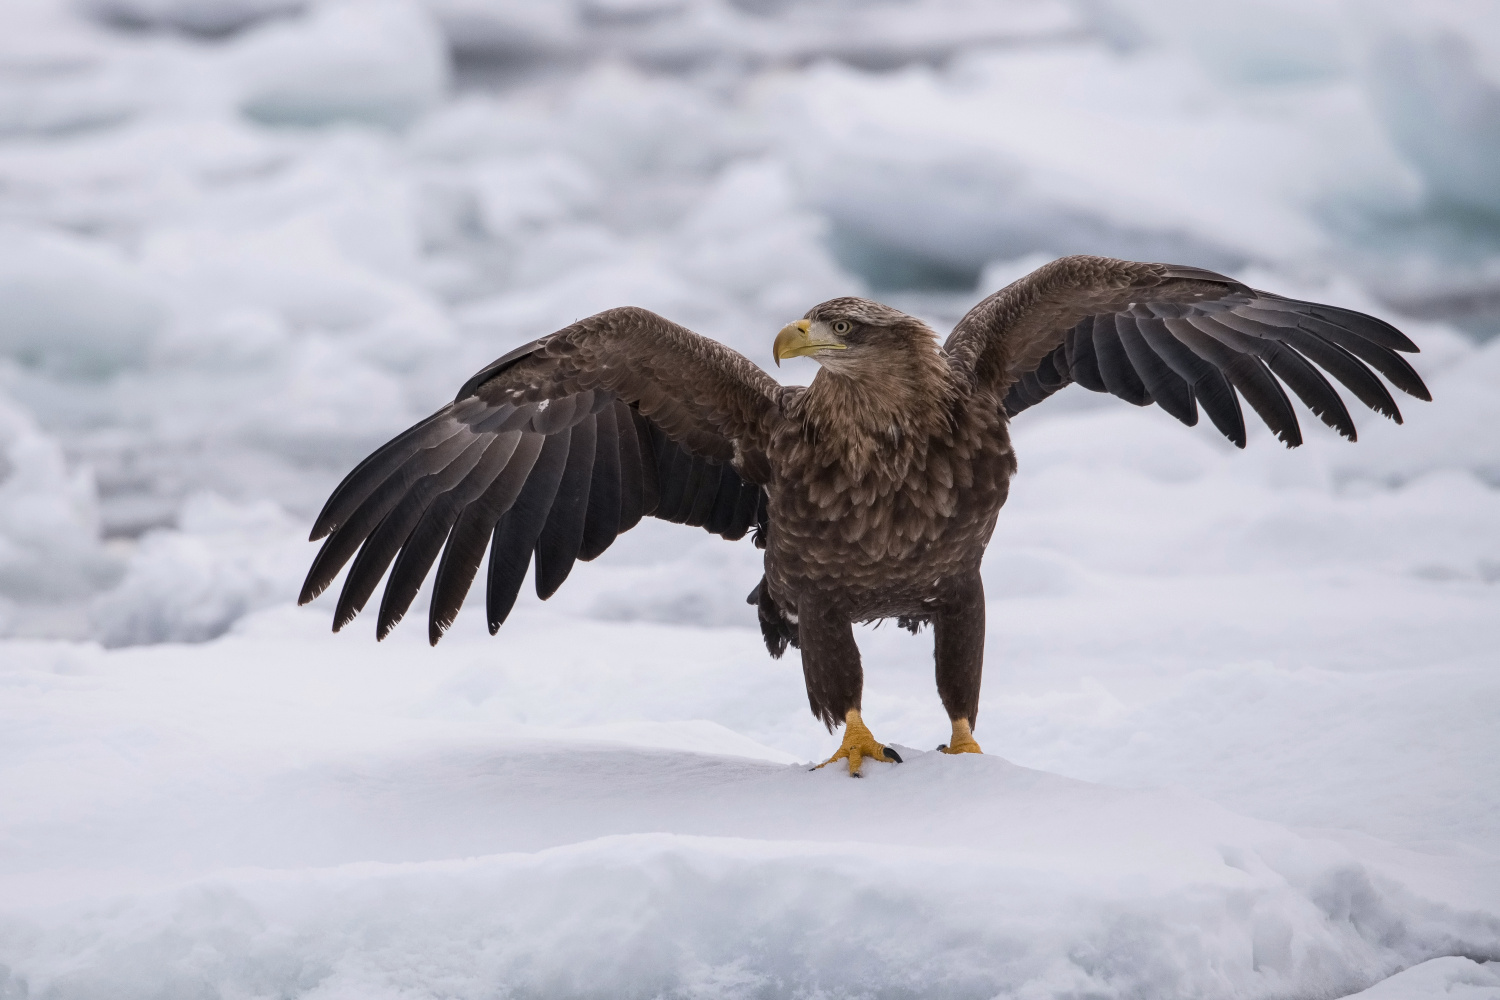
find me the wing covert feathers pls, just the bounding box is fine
[300,307,776,643]
[949,255,1430,449]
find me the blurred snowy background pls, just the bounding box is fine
[1,0,1498,997]
[1,0,1499,640]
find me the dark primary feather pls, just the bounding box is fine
[429,432,545,644]
[332,435,493,631]
[485,432,571,632]
[615,402,647,533]
[1066,318,1106,392]
[1134,315,1246,445]
[307,404,475,543]
[1114,316,1196,425]
[1092,314,1152,406]
[535,415,596,600]
[959,255,1429,449]
[1167,316,1302,446]
[299,307,778,644]
[376,433,524,639]
[653,424,697,520]
[301,421,481,604]
[579,402,624,561]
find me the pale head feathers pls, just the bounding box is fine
[804,297,933,332]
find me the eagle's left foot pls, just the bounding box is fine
[938,717,983,755]
[815,709,902,777]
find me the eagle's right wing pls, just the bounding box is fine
[944,255,1430,447]
[300,306,783,644]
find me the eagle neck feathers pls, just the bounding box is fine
[782,338,964,504]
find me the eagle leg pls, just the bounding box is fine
[934,573,985,756]
[814,708,902,777]
[938,717,983,755]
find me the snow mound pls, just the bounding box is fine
[428,0,1084,67]
[80,0,306,36]
[772,52,1346,290]
[1345,956,1500,1000]
[0,26,141,136]
[523,519,768,628]
[1103,0,1350,86]
[1367,29,1500,217]
[0,226,165,378]
[89,492,307,646]
[230,0,450,128]
[1,745,1496,998]
[0,392,116,611]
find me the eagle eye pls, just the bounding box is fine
[831,320,852,335]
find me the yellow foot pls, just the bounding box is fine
[938,717,983,755]
[815,709,903,777]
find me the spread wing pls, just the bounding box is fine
[300,306,782,644]
[944,255,1430,447]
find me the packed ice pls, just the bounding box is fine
[0,0,1496,996]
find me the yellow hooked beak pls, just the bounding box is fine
[773,319,847,367]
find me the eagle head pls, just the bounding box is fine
[773,298,937,371]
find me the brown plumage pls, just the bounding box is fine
[300,255,1430,773]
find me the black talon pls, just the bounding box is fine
[850,771,863,778]
[882,746,903,763]
[936,744,948,751]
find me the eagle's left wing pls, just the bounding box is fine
[300,306,783,645]
[943,255,1430,447]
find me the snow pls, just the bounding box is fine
[229,0,450,128]
[0,0,1497,996]
[0,225,166,377]
[1346,957,1500,1000]
[2,613,1498,996]
[0,391,118,612]
[87,491,308,645]
[80,0,305,37]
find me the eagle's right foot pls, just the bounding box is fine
[938,717,983,755]
[815,709,902,777]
